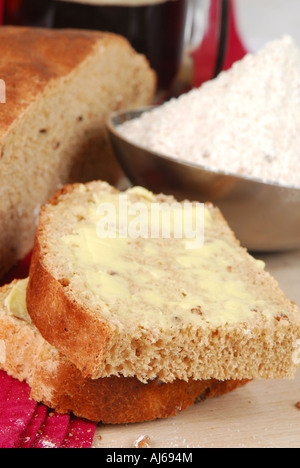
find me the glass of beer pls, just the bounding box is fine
[53,0,189,99]
[2,1,234,98]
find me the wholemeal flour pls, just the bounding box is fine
[119,36,300,188]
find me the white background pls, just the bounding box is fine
[235,0,300,52]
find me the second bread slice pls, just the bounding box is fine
[27,181,300,381]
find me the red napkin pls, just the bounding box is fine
[0,372,37,448]
[0,255,97,448]
[0,371,96,449]
[18,405,48,448]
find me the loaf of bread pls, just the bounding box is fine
[0,279,247,423]
[27,181,300,382]
[0,26,156,278]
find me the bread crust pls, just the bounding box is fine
[27,233,114,377]
[33,373,247,424]
[0,26,155,139]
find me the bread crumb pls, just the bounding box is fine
[133,435,151,448]
[275,314,289,322]
[295,401,300,409]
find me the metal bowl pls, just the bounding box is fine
[107,106,300,253]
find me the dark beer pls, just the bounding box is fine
[3,0,54,27]
[53,0,188,95]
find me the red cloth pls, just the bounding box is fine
[0,371,96,448]
[0,372,37,448]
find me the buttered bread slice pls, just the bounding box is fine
[27,181,300,381]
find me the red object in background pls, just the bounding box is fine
[222,0,247,70]
[0,0,4,24]
[0,252,32,287]
[2,0,54,27]
[191,0,222,87]
[192,0,247,87]
[4,0,23,20]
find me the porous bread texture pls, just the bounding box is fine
[0,280,247,423]
[26,181,300,382]
[0,26,156,278]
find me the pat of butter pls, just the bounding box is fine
[4,278,31,322]
[126,186,157,202]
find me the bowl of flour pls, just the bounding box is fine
[108,36,300,252]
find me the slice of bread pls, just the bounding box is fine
[26,181,300,382]
[0,279,247,424]
[0,26,156,278]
